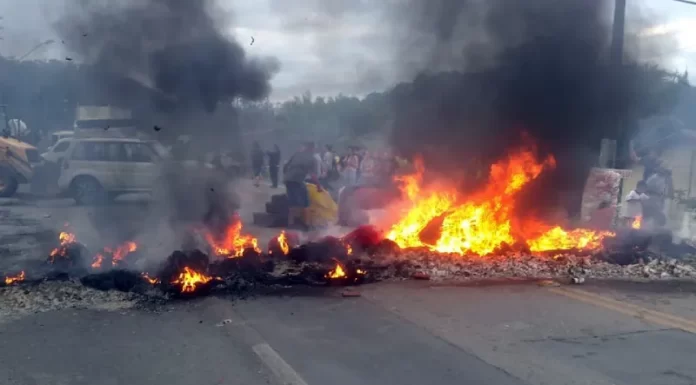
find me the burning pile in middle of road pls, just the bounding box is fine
[48,231,79,264]
[91,241,139,269]
[198,217,261,258]
[1,214,695,296]
[6,224,370,296]
[385,147,615,257]
[3,144,696,297]
[3,271,25,286]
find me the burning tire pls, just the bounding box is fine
[0,170,18,198]
[71,176,106,205]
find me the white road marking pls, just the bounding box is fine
[252,343,310,385]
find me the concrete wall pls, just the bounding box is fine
[662,146,696,198]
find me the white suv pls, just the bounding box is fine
[42,138,72,164]
[57,138,161,204]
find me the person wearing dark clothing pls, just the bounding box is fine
[284,142,321,227]
[251,142,264,186]
[640,149,660,181]
[267,144,281,188]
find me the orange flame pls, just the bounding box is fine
[171,266,213,293]
[4,271,25,285]
[109,241,138,266]
[527,226,613,252]
[326,263,347,279]
[277,231,290,255]
[387,149,612,255]
[631,216,642,229]
[49,231,77,262]
[141,272,160,285]
[91,253,104,269]
[91,241,138,268]
[58,231,76,244]
[203,221,260,258]
[396,156,425,200]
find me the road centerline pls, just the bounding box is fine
[548,286,696,334]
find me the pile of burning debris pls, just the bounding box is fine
[3,148,696,300]
[0,224,373,298]
[2,220,696,301]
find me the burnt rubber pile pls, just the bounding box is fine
[2,226,696,307]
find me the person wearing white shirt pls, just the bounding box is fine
[313,151,323,179]
[622,181,648,226]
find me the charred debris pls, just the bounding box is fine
[0,226,384,298]
[2,225,696,300]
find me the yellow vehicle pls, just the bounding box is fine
[305,183,338,228]
[0,106,40,197]
[0,136,40,197]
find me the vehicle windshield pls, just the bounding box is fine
[52,140,71,153]
[147,141,169,158]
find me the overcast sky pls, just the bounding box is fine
[0,0,695,101]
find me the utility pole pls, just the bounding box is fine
[610,0,626,66]
[609,0,627,168]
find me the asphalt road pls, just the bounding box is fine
[2,281,696,385]
[2,182,696,385]
[0,181,283,273]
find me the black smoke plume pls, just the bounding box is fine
[388,0,679,217]
[52,0,276,255]
[55,0,279,112]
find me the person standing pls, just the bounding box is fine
[267,144,281,188]
[621,181,648,227]
[374,150,396,182]
[251,142,265,187]
[343,147,360,186]
[645,167,673,228]
[322,145,334,174]
[639,149,661,181]
[283,142,321,228]
[356,147,366,181]
[314,147,323,182]
[320,144,336,187]
[359,150,376,185]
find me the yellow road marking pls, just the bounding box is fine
[548,286,696,334]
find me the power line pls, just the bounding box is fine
[673,0,696,5]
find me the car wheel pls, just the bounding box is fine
[0,171,18,198]
[71,176,106,205]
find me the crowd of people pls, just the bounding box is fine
[250,141,401,193]
[250,141,405,228]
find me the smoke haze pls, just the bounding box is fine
[50,0,279,256]
[55,0,279,112]
[386,0,678,217]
